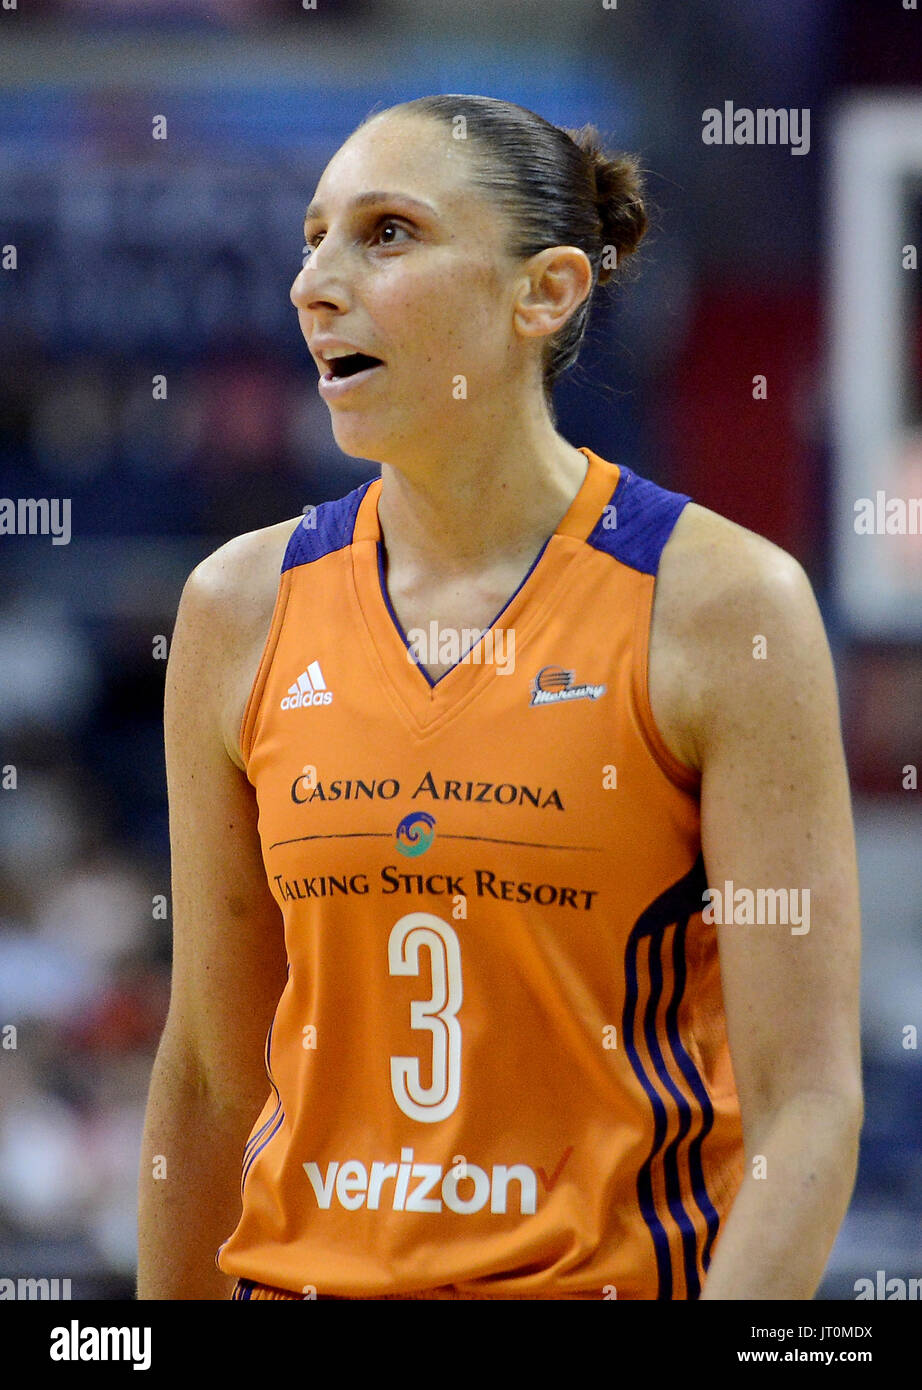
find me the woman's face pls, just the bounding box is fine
[290,111,531,463]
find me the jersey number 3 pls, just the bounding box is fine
[388,913,463,1124]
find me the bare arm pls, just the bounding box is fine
[651,507,863,1300]
[137,540,290,1300]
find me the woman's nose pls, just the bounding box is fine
[290,250,347,312]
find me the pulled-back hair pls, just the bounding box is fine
[363,94,648,406]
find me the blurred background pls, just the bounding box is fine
[0,0,919,1300]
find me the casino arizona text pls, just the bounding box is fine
[291,770,565,811]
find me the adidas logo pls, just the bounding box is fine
[281,661,333,710]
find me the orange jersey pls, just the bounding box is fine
[216,446,744,1300]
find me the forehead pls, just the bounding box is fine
[309,112,488,222]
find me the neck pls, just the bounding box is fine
[375,411,588,575]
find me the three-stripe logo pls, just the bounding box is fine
[280,660,333,710]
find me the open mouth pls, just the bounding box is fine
[324,352,384,381]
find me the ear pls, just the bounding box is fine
[512,246,593,342]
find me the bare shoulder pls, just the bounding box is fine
[171,516,301,770]
[655,502,812,623]
[649,502,829,772]
[183,516,297,626]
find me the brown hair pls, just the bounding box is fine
[364,94,648,405]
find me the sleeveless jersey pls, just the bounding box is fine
[216,446,745,1300]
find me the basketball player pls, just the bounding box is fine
[137,96,862,1300]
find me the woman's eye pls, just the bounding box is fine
[375,219,409,247]
[301,219,408,267]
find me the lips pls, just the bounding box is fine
[318,357,385,400]
[312,340,385,377]
[322,350,384,380]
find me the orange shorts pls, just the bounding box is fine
[232,1279,303,1300]
[231,1278,565,1300]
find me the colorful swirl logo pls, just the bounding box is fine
[395,811,436,857]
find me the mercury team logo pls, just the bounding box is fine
[281,660,333,710]
[395,811,436,857]
[530,665,607,707]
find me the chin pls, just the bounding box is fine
[329,420,390,464]
[330,410,425,467]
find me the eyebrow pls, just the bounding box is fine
[303,190,438,228]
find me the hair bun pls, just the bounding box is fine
[566,125,648,284]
